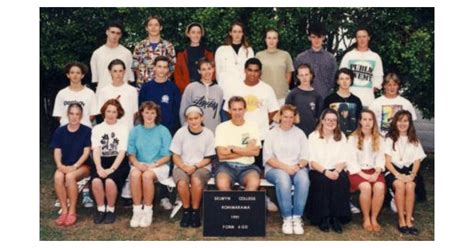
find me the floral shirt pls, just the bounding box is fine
[132,38,176,88]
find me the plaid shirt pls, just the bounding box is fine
[132,38,176,88]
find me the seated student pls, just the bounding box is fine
[306,108,351,233]
[384,110,426,236]
[171,106,215,228]
[90,99,130,224]
[369,73,417,137]
[347,109,386,232]
[128,101,172,228]
[214,96,261,191]
[263,105,310,235]
[179,58,223,133]
[51,103,92,227]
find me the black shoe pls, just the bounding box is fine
[94,211,106,224]
[318,217,330,232]
[190,209,201,228]
[122,198,132,208]
[330,217,343,233]
[398,225,409,234]
[103,211,116,224]
[180,209,191,227]
[408,226,419,235]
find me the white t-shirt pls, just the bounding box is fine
[215,45,254,97]
[96,83,138,131]
[90,44,135,91]
[263,125,309,174]
[169,126,215,171]
[384,136,426,169]
[214,120,261,165]
[91,121,129,157]
[224,80,279,140]
[369,95,417,136]
[347,135,385,174]
[340,49,383,107]
[52,86,99,127]
[308,131,348,170]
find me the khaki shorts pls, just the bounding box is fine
[173,166,211,186]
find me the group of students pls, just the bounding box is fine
[49,16,426,237]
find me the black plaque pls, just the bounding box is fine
[203,190,266,236]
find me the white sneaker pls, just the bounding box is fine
[390,198,398,213]
[350,202,361,214]
[170,200,183,219]
[82,195,94,208]
[292,216,304,235]
[130,208,143,228]
[160,198,173,210]
[282,217,293,234]
[139,209,153,227]
[266,196,278,212]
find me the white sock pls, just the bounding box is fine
[97,205,106,212]
[133,205,143,211]
[144,205,153,211]
[106,206,115,213]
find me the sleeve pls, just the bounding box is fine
[251,122,262,148]
[308,133,319,164]
[159,127,172,157]
[52,92,62,117]
[90,51,99,83]
[131,89,139,114]
[286,52,295,73]
[375,138,386,171]
[138,84,146,106]
[167,41,177,74]
[131,42,142,70]
[323,95,331,110]
[267,87,280,113]
[406,100,417,121]
[90,92,100,116]
[174,52,185,91]
[179,85,192,126]
[315,93,324,120]
[83,127,92,148]
[299,131,310,161]
[214,125,225,148]
[214,46,225,83]
[373,54,384,89]
[346,136,361,175]
[248,47,255,58]
[127,128,137,155]
[339,52,349,69]
[285,91,293,105]
[329,55,338,85]
[172,85,182,133]
[262,130,275,164]
[91,126,101,150]
[50,128,61,149]
[384,138,394,157]
[336,136,349,164]
[118,126,129,152]
[204,131,216,157]
[126,50,135,82]
[169,129,182,155]
[413,141,427,162]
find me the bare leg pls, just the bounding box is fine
[393,180,407,227]
[54,170,68,214]
[242,171,260,191]
[65,166,90,214]
[130,169,143,206]
[216,173,232,191]
[358,182,372,231]
[177,180,191,208]
[190,176,204,209]
[91,178,105,207]
[142,170,157,206]
[371,182,385,231]
[104,179,118,208]
[405,182,416,227]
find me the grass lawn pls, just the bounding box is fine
[40,143,434,241]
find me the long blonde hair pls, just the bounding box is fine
[351,109,381,152]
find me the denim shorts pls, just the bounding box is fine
[215,161,262,185]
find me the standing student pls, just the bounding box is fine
[256,28,294,106]
[179,58,223,133]
[324,68,362,138]
[384,110,426,236]
[128,101,172,228]
[90,99,130,224]
[306,108,351,233]
[340,27,384,107]
[369,73,417,136]
[90,20,134,92]
[215,21,254,98]
[263,105,310,235]
[174,22,215,93]
[132,16,176,88]
[294,23,337,99]
[51,103,92,227]
[285,64,323,136]
[347,109,386,232]
[171,106,215,228]
[52,62,99,127]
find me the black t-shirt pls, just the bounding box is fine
[323,92,363,136]
[50,124,92,165]
[186,45,205,82]
[285,87,324,136]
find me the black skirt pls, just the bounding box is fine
[305,169,352,226]
[385,163,426,201]
[91,156,130,190]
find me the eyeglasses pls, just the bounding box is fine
[323,118,338,123]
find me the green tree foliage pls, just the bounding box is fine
[40,7,433,140]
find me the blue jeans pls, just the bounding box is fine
[265,168,310,218]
